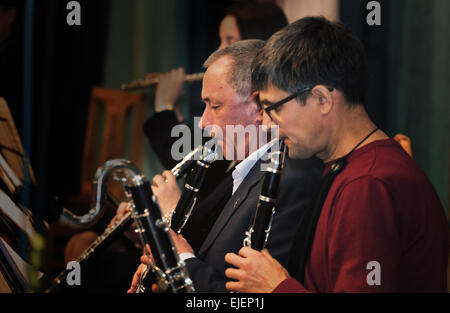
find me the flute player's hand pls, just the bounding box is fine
[148,68,185,122]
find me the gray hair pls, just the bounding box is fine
[203,39,265,98]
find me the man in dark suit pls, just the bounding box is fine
[129,39,322,293]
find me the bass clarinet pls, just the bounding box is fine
[135,140,217,293]
[243,140,286,250]
[93,159,194,292]
[44,147,201,293]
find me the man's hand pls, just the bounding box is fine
[107,202,142,248]
[128,245,161,293]
[127,263,147,293]
[224,247,290,293]
[131,235,192,293]
[151,171,181,216]
[169,229,194,255]
[107,202,131,228]
[138,231,194,259]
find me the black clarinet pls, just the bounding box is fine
[127,178,194,293]
[170,146,217,233]
[243,141,286,250]
[136,142,217,293]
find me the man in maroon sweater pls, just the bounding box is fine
[224,17,449,293]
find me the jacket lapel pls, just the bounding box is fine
[198,158,267,256]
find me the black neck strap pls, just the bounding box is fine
[344,127,379,159]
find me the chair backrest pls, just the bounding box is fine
[0,98,36,191]
[79,87,147,198]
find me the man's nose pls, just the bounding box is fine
[198,108,211,129]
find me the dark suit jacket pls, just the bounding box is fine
[185,155,323,292]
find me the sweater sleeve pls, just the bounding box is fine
[272,278,310,293]
[273,176,400,293]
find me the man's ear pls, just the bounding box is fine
[249,91,263,125]
[249,91,260,107]
[312,85,333,115]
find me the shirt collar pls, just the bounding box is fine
[232,138,278,182]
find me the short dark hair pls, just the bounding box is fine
[226,0,288,41]
[252,16,368,106]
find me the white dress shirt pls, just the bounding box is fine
[231,139,278,195]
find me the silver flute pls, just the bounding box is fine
[44,210,133,293]
[121,72,204,91]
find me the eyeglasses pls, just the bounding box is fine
[261,86,334,120]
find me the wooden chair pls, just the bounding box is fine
[45,88,148,277]
[73,86,147,208]
[0,97,36,191]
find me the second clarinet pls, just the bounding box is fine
[243,140,286,250]
[170,143,217,233]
